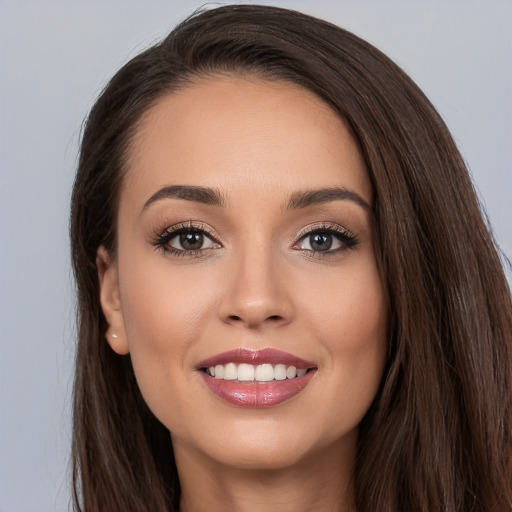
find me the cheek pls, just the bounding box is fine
[302,255,387,419]
[119,240,218,336]
[306,253,387,346]
[333,273,386,379]
[116,252,217,412]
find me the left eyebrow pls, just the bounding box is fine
[284,187,371,211]
[141,185,226,213]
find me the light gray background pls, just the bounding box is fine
[0,1,510,510]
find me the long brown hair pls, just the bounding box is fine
[70,5,512,511]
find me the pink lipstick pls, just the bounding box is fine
[197,348,317,407]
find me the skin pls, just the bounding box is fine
[98,76,388,512]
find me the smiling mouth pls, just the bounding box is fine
[203,363,312,382]
[197,348,317,407]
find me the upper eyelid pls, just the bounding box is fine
[160,221,218,239]
[294,222,355,239]
[152,220,357,248]
[149,221,221,251]
[293,223,360,251]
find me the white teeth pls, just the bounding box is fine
[206,363,310,381]
[286,366,297,379]
[274,364,287,380]
[214,364,224,379]
[237,363,255,381]
[254,363,274,382]
[223,362,237,380]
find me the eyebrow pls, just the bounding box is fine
[284,187,371,210]
[141,184,370,213]
[142,185,225,211]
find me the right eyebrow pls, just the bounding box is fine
[284,187,371,211]
[141,185,226,213]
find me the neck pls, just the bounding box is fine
[175,435,357,512]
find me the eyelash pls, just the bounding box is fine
[150,222,359,258]
[294,223,359,259]
[151,222,219,258]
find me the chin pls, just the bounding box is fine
[174,414,355,473]
[212,439,308,471]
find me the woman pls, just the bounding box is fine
[70,5,512,511]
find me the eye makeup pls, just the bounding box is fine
[149,218,359,261]
[293,222,359,259]
[150,220,221,258]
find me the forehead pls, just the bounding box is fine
[122,76,371,208]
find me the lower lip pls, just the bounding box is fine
[199,370,316,407]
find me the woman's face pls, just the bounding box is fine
[98,76,387,471]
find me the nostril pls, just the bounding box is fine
[226,314,284,326]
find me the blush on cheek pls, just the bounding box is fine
[321,286,386,349]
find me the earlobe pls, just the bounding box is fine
[96,246,130,355]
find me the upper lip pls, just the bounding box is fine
[197,348,316,370]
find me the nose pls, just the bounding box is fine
[217,248,294,330]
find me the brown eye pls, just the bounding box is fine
[151,223,222,255]
[293,226,359,255]
[297,231,343,252]
[309,233,333,251]
[179,232,204,250]
[166,229,218,252]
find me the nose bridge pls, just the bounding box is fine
[218,239,292,328]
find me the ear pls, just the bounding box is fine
[96,246,130,355]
